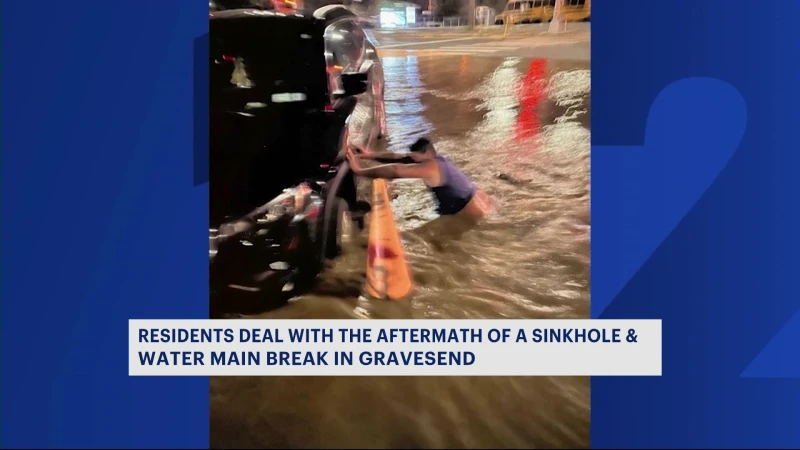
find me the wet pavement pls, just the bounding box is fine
[211,53,590,448]
[369,26,590,61]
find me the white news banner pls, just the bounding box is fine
[129,319,662,377]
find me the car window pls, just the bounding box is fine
[325,19,365,73]
[210,17,328,108]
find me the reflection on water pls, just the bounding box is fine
[382,55,433,152]
[211,55,591,449]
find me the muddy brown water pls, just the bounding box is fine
[211,54,590,449]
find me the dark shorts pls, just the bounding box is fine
[436,186,477,216]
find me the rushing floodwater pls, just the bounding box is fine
[211,54,591,449]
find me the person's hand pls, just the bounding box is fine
[346,148,363,174]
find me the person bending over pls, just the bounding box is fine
[346,138,496,220]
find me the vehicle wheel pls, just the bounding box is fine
[292,220,322,284]
[351,199,371,231]
[325,197,354,260]
[495,19,504,25]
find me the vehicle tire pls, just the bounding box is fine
[325,197,353,260]
[292,220,322,284]
[352,199,371,231]
[495,19,504,25]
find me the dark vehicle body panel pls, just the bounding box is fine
[209,6,383,316]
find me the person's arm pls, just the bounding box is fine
[347,149,436,180]
[351,147,424,162]
[354,162,433,179]
[355,151,408,161]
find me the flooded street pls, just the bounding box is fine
[211,54,591,448]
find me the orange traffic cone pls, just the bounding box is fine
[365,179,414,300]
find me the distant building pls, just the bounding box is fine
[376,1,421,27]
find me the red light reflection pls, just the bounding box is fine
[516,59,547,142]
[458,55,470,77]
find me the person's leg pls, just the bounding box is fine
[405,214,476,252]
[461,189,498,219]
[413,215,461,240]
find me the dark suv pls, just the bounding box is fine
[209,4,386,316]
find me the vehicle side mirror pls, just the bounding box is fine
[340,72,369,97]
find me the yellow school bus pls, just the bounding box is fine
[495,0,553,25]
[560,0,590,22]
[495,0,589,25]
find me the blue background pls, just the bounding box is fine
[2,0,799,448]
[0,1,209,448]
[592,0,800,448]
